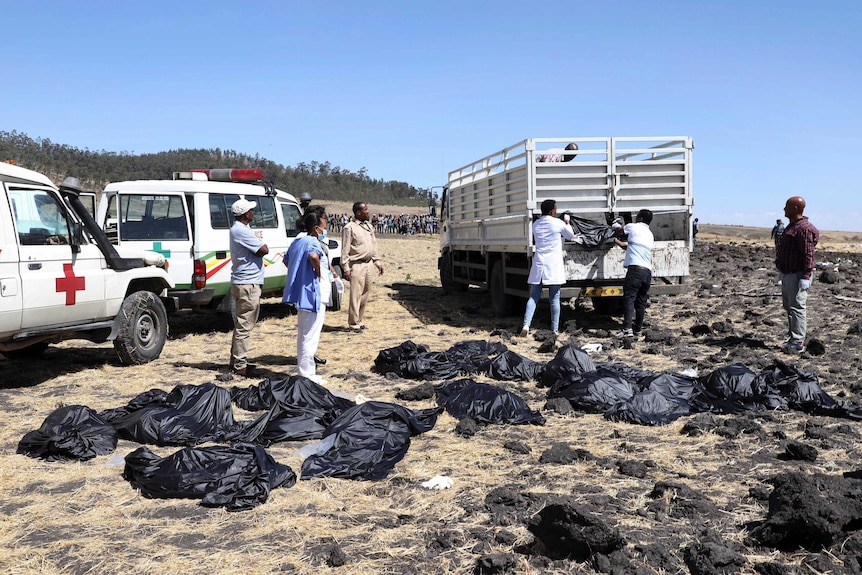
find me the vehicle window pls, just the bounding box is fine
[209,194,278,230]
[281,203,302,237]
[117,194,189,240]
[78,194,96,218]
[11,188,71,245]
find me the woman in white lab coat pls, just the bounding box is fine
[519,199,580,336]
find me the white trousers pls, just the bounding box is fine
[297,308,326,378]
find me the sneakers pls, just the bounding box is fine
[614,328,634,338]
[780,341,805,353]
[632,331,644,341]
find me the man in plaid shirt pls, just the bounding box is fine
[775,196,819,353]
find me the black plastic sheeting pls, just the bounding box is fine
[374,340,536,381]
[540,345,596,388]
[486,350,545,382]
[300,401,442,481]
[227,375,356,445]
[18,339,862,511]
[99,382,235,446]
[17,405,118,462]
[18,377,440,508]
[123,442,296,512]
[548,366,639,414]
[543,345,862,425]
[373,340,430,374]
[566,215,618,247]
[435,379,546,425]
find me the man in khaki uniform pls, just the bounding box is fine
[341,202,384,331]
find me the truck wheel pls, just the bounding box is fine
[0,342,49,360]
[113,291,168,364]
[440,255,467,294]
[333,263,344,280]
[592,296,623,316]
[490,261,515,317]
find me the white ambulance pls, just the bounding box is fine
[0,162,175,363]
[96,169,341,312]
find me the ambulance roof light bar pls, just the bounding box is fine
[174,168,266,182]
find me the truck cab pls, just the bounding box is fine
[0,162,174,363]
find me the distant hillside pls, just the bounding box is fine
[0,130,432,207]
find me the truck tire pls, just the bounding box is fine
[440,254,467,294]
[113,291,168,364]
[333,263,343,280]
[592,296,623,316]
[490,261,515,317]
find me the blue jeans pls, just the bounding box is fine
[522,284,561,332]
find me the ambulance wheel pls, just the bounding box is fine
[114,291,168,364]
[0,342,49,360]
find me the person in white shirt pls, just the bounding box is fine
[536,142,578,163]
[519,199,583,336]
[613,209,654,339]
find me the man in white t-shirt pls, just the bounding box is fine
[612,209,654,339]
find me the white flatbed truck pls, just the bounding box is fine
[438,137,695,316]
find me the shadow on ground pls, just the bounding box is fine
[386,282,620,334]
[0,347,116,389]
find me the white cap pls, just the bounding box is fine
[231,198,257,216]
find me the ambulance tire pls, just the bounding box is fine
[114,291,168,364]
[0,342,49,360]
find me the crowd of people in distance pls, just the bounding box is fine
[327,212,439,235]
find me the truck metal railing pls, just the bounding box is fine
[448,137,693,221]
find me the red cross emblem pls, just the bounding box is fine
[55,263,86,305]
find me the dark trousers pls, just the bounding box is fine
[623,266,651,332]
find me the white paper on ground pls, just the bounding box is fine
[421,475,454,490]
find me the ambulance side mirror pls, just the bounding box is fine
[71,221,83,253]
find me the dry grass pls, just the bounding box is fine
[0,224,859,574]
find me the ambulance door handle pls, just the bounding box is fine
[28,263,42,270]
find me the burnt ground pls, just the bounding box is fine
[393,241,862,575]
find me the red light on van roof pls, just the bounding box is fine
[188,168,265,182]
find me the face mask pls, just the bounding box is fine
[319,229,328,242]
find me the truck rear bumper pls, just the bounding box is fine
[555,282,687,300]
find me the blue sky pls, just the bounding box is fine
[4,1,860,232]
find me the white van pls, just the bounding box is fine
[96,169,340,311]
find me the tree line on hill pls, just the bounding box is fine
[0,130,434,207]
